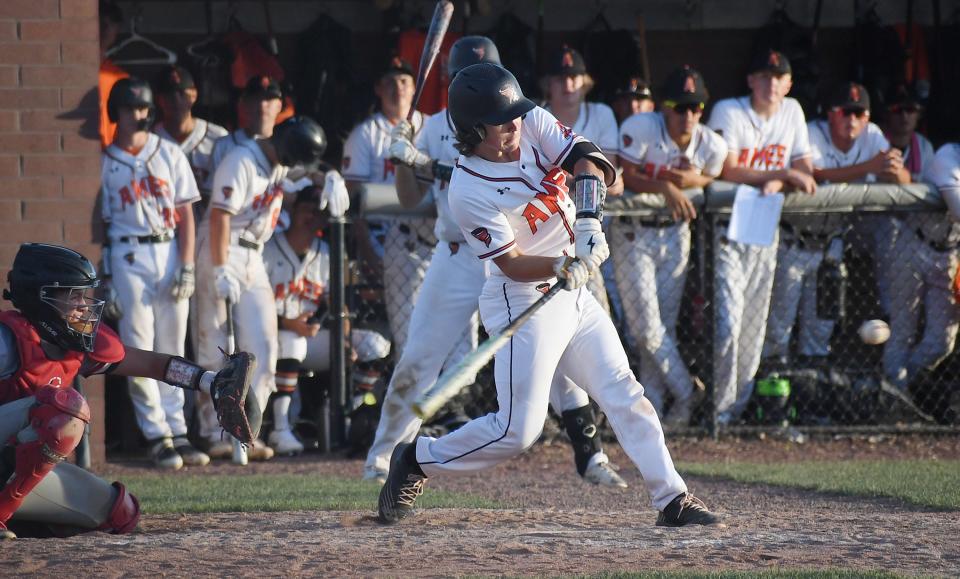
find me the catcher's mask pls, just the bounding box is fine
[4,243,104,352]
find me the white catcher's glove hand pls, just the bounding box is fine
[101,278,123,321]
[170,264,196,301]
[553,257,590,290]
[388,120,430,169]
[213,265,242,304]
[573,218,609,272]
[320,170,350,217]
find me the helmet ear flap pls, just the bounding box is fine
[456,125,485,146]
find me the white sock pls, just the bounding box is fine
[273,396,292,431]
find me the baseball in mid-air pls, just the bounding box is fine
[858,319,890,345]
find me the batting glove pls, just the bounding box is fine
[553,256,590,290]
[573,218,609,272]
[320,170,350,217]
[213,265,242,304]
[388,120,430,169]
[101,278,123,321]
[170,263,196,301]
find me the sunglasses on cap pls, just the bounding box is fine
[834,107,868,118]
[888,104,921,115]
[666,102,705,115]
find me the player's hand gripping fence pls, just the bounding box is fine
[412,280,567,420]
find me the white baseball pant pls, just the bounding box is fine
[609,220,695,414]
[415,279,687,511]
[883,231,960,389]
[713,225,778,424]
[195,234,278,441]
[109,239,189,441]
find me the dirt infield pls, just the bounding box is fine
[4,436,960,577]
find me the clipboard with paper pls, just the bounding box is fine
[726,184,784,247]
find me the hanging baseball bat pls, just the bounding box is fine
[408,0,455,122]
[412,280,566,420]
[225,298,248,464]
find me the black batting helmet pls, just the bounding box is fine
[4,243,104,353]
[107,77,154,122]
[448,63,535,147]
[447,36,501,79]
[272,116,327,170]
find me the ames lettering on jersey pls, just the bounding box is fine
[737,145,787,170]
[522,168,574,242]
[274,278,324,302]
[382,159,396,181]
[119,176,177,228]
[252,184,284,212]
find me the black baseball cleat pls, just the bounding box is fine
[656,492,723,527]
[377,442,428,524]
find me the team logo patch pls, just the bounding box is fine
[471,227,492,247]
[499,84,520,104]
[622,134,633,147]
[768,51,780,67]
[561,51,574,69]
[683,75,696,93]
[849,84,861,102]
[222,186,233,199]
[472,46,485,58]
[535,283,550,294]
[260,75,271,89]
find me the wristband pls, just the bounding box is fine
[574,174,606,220]
[164,356,204,390]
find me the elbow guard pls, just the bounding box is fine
[561,141,616,186]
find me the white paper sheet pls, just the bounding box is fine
[727,184,784,247]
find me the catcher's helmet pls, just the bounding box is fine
[107,77,154,123]
[447,36,501,79]
[448,63,535,146]
[4,243,104,353]
[272,116,327,170]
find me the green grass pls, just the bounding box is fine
[578,572,908,579]
[111,473,502,515]
[677,459,960,510]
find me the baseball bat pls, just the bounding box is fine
[407,0,455,122]
[412,280,566,420]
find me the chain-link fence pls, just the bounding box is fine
[346,182,959,445]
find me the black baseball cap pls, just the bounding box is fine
[381,56,415,79]
[829,81,870,112]
[242,75,283,100]
[155,65,196,94]
[884,82,923,110]
[661,65,709,107]
[546,45,586,76]
[749,49,792,76]
[614,76,653,100]
[294,186,320,206]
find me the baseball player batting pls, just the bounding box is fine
[377,63,720,528]
[100,77,207,469]
[368,37,627,489]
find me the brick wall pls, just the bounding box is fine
[0,0,105,466]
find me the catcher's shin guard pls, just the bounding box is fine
[561,405,602,477]
[96,482,140,534]
[0,386,90,526]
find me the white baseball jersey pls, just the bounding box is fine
[916,143,960,245]
[206,130,256,191]
[547,102,619,159]
[342,111,425,186]
[155,118,228,195]
[415,110,462,242]
[708,96,811,169]
[209,139,290,245]
[808,120,889,179]
[450,106,586,267]
[619,112,727,178]
[101,133,200,240]
[263,233,330,320]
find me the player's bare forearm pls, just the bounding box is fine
[573,157,610,184]
[209,208,231,267]
[493,248,557,282]
[395,165,430,208]
[175,205,196,265]
[622,170,673,196]
[110,347,180,382]
[878,167,912,185]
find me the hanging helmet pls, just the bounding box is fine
[107,77,155,123]
[4,243,104,353]
[447,36,501,79]
[272,116,327,170]
[448,63,535,147]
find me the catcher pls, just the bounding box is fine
[0,243,256,540]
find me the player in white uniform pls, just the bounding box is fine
[610,76,655,126]
[707,50,816,425]
[263,186,387,455]
[100,78,205,469]
[541,46,618,314]
[615,66,727,426]
[763,82,908,371]
[366,38,627,489]
[342,58,431,361]
[194,116,332,462]
[377,63,720,527]
[883,143,960,394]
[153,66,228,210]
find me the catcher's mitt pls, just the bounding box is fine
[211,351,258,445]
